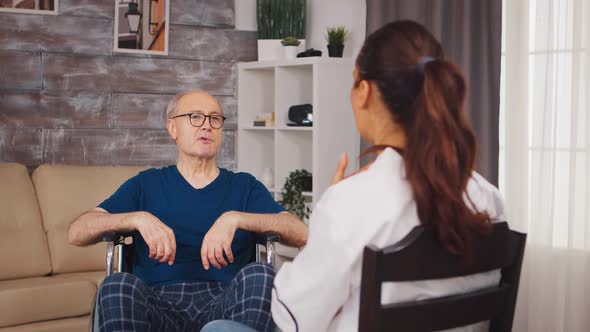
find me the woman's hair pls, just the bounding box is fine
[356,20,490,259]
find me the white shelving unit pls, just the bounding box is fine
[237,57,360,221]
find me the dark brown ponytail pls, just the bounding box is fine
[356,20,490,259]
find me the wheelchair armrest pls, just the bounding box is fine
[99,231,134,244]
[257,232,280,267]
[99,231,134,277]
[264,233,280,243]
[100,231,120,243]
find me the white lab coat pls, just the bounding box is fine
[271,148,506,332]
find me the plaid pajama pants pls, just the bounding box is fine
[98,262,275,332]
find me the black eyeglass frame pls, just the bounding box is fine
[169,113,227,129]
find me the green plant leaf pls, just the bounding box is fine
[278,169,312,220]
[257,0,306,39]
[326,25,349,45]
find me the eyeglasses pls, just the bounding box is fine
[170,113,227,129]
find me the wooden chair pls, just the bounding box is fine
[359,222,526,332]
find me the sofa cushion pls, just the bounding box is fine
[32,165,147,274]
[0,163,52,281]
[0,277,95,328]
[53,271,106,288]
[0,316,89,332]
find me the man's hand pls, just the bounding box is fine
[201,211,239,270]
[134,212,177,265]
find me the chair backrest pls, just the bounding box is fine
[358,222,526,332]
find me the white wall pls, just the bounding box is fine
[305,0,366,58]
[235,0,366,59]
[235,0,257,31]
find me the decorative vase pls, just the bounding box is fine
[261,167,274,189]
[327,43,345,57]
[284,46,298,59]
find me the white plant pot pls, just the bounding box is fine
[258,39,306,61]
[284,46,298,59]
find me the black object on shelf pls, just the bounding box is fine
[287,104,313,126]
[253,120,266,127]
[286,122,312,127]
[327,44,344,57]
[297,48,322,58]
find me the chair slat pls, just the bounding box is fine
[381,222,519,281]
[378,285,509,332]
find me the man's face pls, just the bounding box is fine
[167,92,224,160]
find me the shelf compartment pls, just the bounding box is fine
[274,130,313,197]
[237,129,274,182]
[275,66,313,128]
[238,67,275,128]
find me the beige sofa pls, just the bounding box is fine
[0,163,146,332]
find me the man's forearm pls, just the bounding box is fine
[233,211,308,247]
[68,210,140,246]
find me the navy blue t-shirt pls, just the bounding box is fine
[98,166,284,286]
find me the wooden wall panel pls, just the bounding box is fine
[169,26,257,62]
[110,56,235,95]
[171,0,234,28]
[43,54,235,95]
[0,1,252,169]
[43,128,236,167]
[219,129,236,168]
[0,128,43,165]
[43,54,112,92]
[0,91,111,128]
[43,128,177,166]
[0,13,112,55]
[59,0,113,19]
[0,51,41,90]
[112,93,171,129]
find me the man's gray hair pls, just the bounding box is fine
[166,90,195,118]
[165,90,223,119]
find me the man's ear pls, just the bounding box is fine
[167,119,177,140]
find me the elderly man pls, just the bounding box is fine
[68,90,308,332]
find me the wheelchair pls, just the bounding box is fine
[90,231,280,331]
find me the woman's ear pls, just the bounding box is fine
[358,79,372,110]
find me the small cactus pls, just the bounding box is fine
[281,36,301,46]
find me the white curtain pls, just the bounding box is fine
[501,0,590,331]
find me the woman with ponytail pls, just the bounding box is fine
[267,20,506,332]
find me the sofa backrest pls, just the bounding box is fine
[31,165,147,274]
[0,163,52,280]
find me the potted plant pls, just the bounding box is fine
[281,37,301,59]
[278,169,312,220]
[257,0,306,60]
[326,26,349,57]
